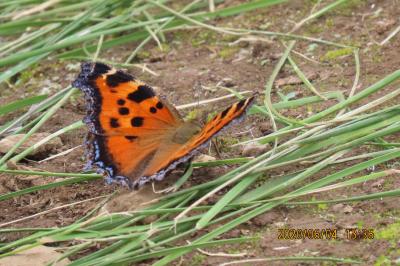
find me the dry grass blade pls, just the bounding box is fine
[12,0,61,20]
[0,195,107,228]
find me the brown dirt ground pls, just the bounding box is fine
[1,0,400,265]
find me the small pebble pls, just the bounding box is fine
[242,143,269,157]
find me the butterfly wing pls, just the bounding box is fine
[73,62,182,186]
[140,96,255,184]
[84,132,166,186]
[73,62,181,136]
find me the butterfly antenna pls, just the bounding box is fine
[193,81,208,126]
[194,81,201,108]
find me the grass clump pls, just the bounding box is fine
[218,46,240,59]
[191,30,218,47]
[321,47,353,61]
[376,221,400,244]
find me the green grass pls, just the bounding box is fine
[0,94,47,116]
[0,0,398,265]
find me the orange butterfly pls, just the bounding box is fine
[73,62,255,188]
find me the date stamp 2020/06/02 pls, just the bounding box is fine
[277,228,375,240]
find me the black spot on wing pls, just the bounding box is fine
[131,117,144,127]
[93,62,111,76]
[119,107,130,115]
[110,118,120,128]
[150,107,157,113]
[106,70,134,87]
[127,85,155,103]
[125,136,138,141]
[79,62,110,79]
[220,107,230,119]
[156,101,163,109]
[235,98,247,112]
[117,99,125,105]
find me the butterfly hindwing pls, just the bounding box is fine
[141,96,255,179]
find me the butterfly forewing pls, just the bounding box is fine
[96,79,180,134]
[74,62,181,137]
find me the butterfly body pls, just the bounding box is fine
[73,62,255,188]
[172,122,202,144]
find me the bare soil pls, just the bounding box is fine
[1,0,400,265]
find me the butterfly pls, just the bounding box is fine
[72,62,255,188]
